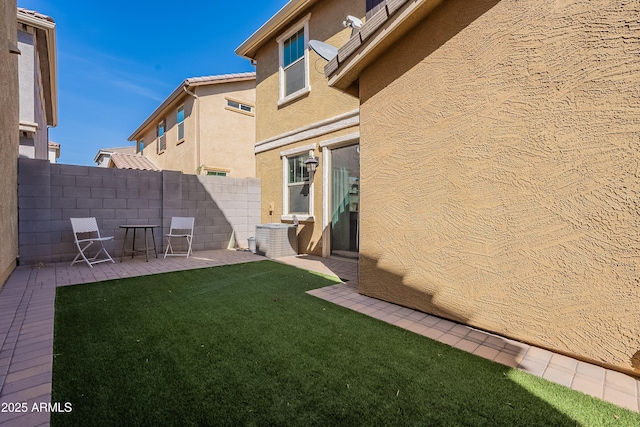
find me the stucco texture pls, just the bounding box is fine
[251,0,364,256]
[358,0,640,373]
[0,0,19,285]
[140,80,255,177]
[256,124,359,256]
[253,0,362,142]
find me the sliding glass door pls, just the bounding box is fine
[331,144,359,257]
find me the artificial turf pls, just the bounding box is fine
[51,260,639,426]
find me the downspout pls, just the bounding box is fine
[183,85,200,174]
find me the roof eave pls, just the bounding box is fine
[127,81,188,141]
[235,0,317,60]
[128,73,257,142]
[327,0,443,93]
[17,10,58,127]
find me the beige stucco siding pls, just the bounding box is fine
[140,96,196,173]
[256,124,359,256]
[0,0,18,286]
[358,0,640,373]
[251,0,365,255]
[197,81,256,177]
[254,0,363,142]
[138,80,255,177]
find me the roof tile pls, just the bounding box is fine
[109,153,160,171]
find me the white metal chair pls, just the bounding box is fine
[70,217,115,267]
[164,217,195,258]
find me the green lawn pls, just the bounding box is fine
[52,261,639,426]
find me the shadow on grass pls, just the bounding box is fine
[51,260,638,427]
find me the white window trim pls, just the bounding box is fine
[157,120,166,154]
[225,97,255,116]
[281,143,316,222]
[321,133,360,257]
[176,105,185,144]
[277,13,311,107]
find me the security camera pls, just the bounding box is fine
[342,15,363,30]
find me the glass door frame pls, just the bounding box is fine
[320,133,360,258]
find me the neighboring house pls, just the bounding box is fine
[236,0,371,258]
[48,141,59,163]
[128,73,256,178]
[17,7,57,160]
[0,0,19,287]
[326,0,640,376]
[94,146,136,168]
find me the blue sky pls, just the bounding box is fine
[17,0,287,166]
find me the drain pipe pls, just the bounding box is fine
[183,85,200,173]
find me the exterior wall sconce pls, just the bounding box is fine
[305,150,319,174]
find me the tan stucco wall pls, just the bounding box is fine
[140,80,255,177]
[0,0,19,286]
[357,0,640,374]
[197,81,256,177]
[140,95,196,173]
[256,124,359,256]
[253,0,363,142]
[252,0,365,255]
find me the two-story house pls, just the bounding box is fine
[17,8,57,160]
[236,0,372,258]
[128,73,256,178]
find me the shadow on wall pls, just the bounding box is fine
[17,159,260,265]
[359,0,502,104]
[301,254,592,424]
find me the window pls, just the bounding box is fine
[177,106,185,142]
[287,153,310,215]
[206,170,227,177]
[226,99,254,114]
[277,14,310,105]
[137,140,144,154]
[157,121,166,153]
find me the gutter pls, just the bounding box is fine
[127,73,255,142]
[182,86,200,174]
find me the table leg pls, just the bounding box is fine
[131,228,137,259]
[121,228,129,263]
[151,228,158,258]
[144,228,149,262]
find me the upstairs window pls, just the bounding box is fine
[177,106,185,142]
[283,29,305,95]
[277,14,310,105]
[157,121,166,153]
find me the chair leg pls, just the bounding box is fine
[164,237,172,259]
[71,241,95,268]
[164,235,191,258]
[98,240,115,264]
[71,240,114,267]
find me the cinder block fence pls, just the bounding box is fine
[17,158,261,265]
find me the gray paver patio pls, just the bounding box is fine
[0,250,637,426]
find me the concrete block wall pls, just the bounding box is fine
[18,158,261,265]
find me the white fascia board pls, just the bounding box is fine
[235,0,317,60]
[18,11,58,127]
